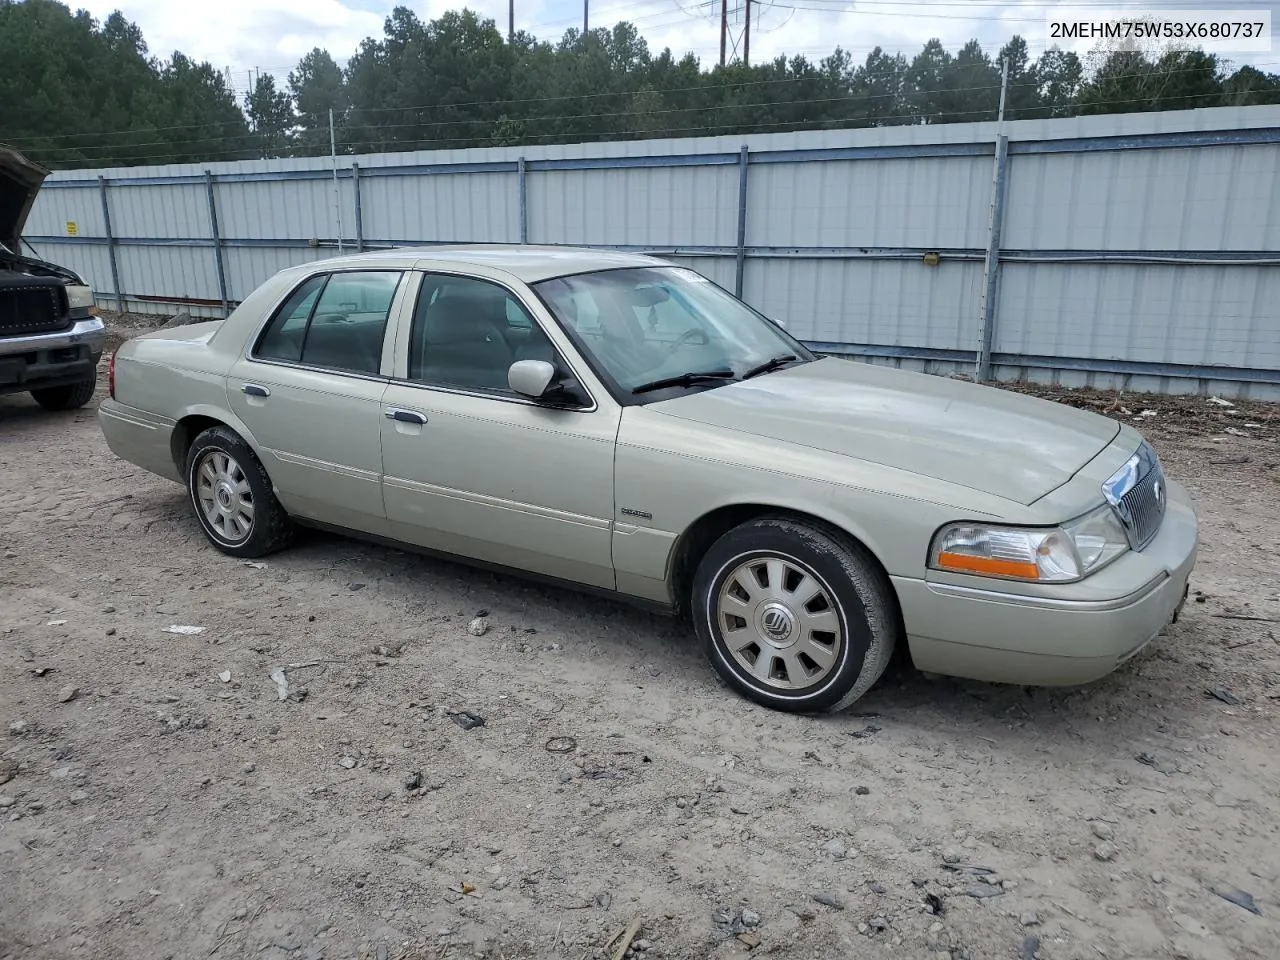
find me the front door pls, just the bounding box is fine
[227,268,408,537]
[380,271,619,589]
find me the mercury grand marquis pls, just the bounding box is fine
[98,246,1198,713]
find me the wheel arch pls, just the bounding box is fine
[169,405,265,477]
[669,502,902,626]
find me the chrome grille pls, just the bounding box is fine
[1102,442,1167,550]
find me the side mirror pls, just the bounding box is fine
[508,359,556,399]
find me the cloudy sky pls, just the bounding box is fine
[72,0,1279,97]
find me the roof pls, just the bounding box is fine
[305,244,671,283]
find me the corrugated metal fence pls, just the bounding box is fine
[23,105,1280,399]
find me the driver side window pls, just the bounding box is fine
[408,274,559,394]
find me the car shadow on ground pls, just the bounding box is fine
[0,391,103,430]
[127,474,1204,764]
[256,519,1197,761]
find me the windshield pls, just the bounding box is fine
[532,266,813,396]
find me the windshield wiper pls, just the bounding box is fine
[631,369,736,395]
[740,354,799,380]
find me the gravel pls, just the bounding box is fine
[2,357,1278,960]
[820,837,847,859]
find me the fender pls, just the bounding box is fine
[172,401,265,456]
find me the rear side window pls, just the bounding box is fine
[300,272,401,375]
[256,274,325,363]
[254,271,402,376]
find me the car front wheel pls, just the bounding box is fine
[185,425,294,558]
[692,516,898,713]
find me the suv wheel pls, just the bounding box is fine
[185,426,294,558]
[692,516,898,713]
[31,378,96,410]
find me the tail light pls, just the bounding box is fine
[108,346,119,400]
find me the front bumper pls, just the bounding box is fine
[893,477,1198,686]
[0,317,105,393]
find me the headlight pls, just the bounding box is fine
[66,284,96,317]
[929,504,1129,583]
[1062,503,1130,572]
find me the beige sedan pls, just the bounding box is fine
[98,247,1198,712]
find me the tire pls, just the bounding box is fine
[184,425,294,558]
[31,378,96,411]
[692,516,898,713]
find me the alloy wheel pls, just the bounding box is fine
[194,449,256,543]
[715,554,844,690]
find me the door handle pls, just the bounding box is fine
[385,408,427,425]
[242,383,270,398]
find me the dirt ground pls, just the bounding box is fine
[2,316,1278,960]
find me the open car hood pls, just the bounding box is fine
[0,143,49,254]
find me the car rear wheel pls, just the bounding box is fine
[185,425,294,558]
[31,378,96,410]
[692,516,898,713]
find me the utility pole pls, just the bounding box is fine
[997,57,1009,123]
[247,71,257,156]
[330,109,344,254]
[743,0,751,66]
[719,0,727,66]
[508,0,513,43]
[583,0,588,35]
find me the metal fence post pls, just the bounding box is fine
[977,134,1010,381]
[352,163,365,252]
[517,157,528,244]
[735,145,749,298]
[204,171,229,317]
[97,176,123,313]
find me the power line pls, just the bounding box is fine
[333,57,1274,117]
[784,0,1238,8]
[772,1,1123,23]
[29,51,1262,157]
[525,0,685,31]
[196,0,1273,83]
[26,84,1000,157]
[6,17,1273,154]
[335,88,1280,146]
[14,51,1274,156]
[35,84,1270,168]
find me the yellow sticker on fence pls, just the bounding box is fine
[65,221,78,236]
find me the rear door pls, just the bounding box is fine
[226,268,412,537]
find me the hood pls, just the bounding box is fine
[652,357,1122,506]
[0,143,49,254]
